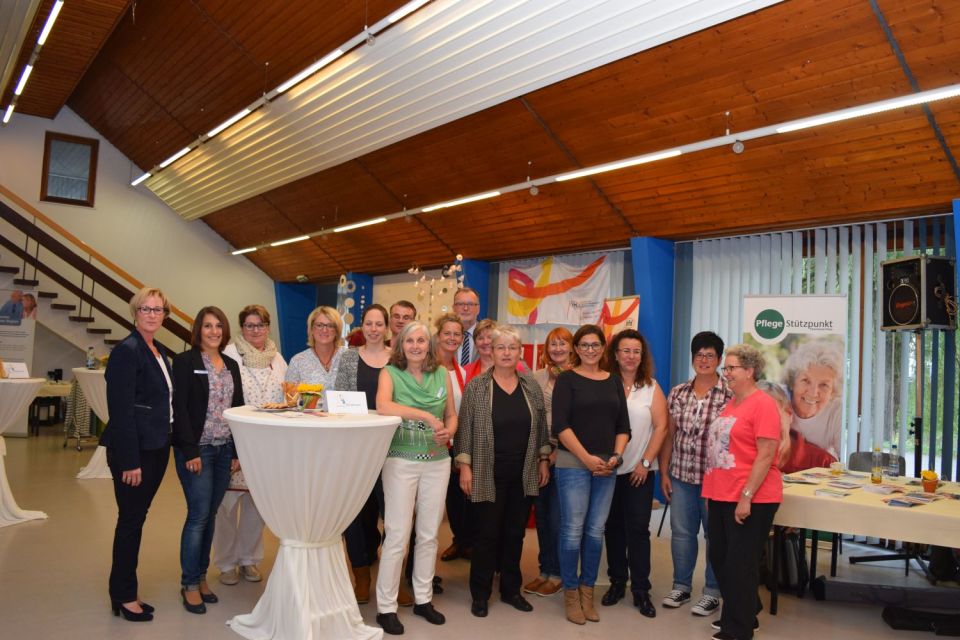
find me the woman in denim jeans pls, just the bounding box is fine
[172,306,244,614]
[552,324,630,625]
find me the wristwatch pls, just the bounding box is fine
[741,488,754,500]
[641,458,651,469]
[613,453,624,468]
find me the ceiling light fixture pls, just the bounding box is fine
[2,105,13,124]
[555,149,682,182]
[13,65,33,96]
[130,172,152,187]
[776,83,960,134]
[388,0,431,23]
[207,108,253,139]
[422,191,501,212]
[334,217,387,232]
[158,147,192,169]
[270,235,310,247]
[275,49,345,95]
[37,0,65,46]
[231,247,257,255]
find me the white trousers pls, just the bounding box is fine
[213,491,265,570]
[376,457,449,613]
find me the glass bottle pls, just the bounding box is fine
[871,446,883,484]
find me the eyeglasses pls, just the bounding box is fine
[137,306,165,316]
[313,322,337,331]
[577,342,603,352]
[243,323,268,331]
[391,314,414,321]
[453,301,478,308]
[494,344,520,353]
[617,348,642,356]
[721,365,746,374]
[694,351,718,361]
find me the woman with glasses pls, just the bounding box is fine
[600,329,667,618]
[552,324,629,625]
[102,288,174,622]
[455,326,551,617]
[703,344,781,640]
[172,306,245,614]
[335,304,390,604]
[659,331,731,616]
[375,321,458,635]
[523,327,574,598]
[463,318,498,382]
[285,306,346,404]
[214,305,287,587]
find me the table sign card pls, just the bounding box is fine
[325,390,369,415]
[2,361,30,378]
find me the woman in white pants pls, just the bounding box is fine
[215,305,287,585]
[374,321,458,636]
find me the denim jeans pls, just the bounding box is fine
[534,466,561,577]
[175,443,234,587]
[555,467,616,590]
[669,475,720,597]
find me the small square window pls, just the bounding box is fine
[41,132,98,207]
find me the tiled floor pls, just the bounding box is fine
[0,428,945,639]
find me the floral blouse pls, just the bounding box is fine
[199,351,234,445]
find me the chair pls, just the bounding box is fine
[846,451,932,579]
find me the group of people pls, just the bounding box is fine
[101,284,785,640]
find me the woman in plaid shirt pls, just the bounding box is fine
[658,331,733,617]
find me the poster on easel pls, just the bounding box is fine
[742,295,847,468]
[0,288,37,374]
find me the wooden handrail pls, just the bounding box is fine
[0,183,194,326]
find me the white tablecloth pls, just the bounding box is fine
[72,368,112,480]
[0,378,48,527]
[224,407,400,640]
[776,468,960,547]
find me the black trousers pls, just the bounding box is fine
[345,477,383,568]
[707,500,779,640]
[604,472,655,594]
[107,444,170,603]
[446,458,475,548]
[469,457,531,602]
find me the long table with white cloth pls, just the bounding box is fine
[223,406,400,640]
[771,468,960,612]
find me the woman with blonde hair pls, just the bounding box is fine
[285,306,346,405]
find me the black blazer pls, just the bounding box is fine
[101,330,174,471]
[172,348,244,460]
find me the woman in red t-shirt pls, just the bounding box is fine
[702,344,780,640]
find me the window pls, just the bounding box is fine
[40,132,98,206]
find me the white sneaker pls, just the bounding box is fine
[692,595,720,616]
[240,565,263,582]
[662,590,691,608]
[219,568,239,585]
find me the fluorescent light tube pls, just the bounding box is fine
[158,146,192,168]
[13,65,33,96]
[37,0,65,46]
[334,217,388,232]
[2,104,13,124]
[388,0,431,23]
[777,84,960,134]
[270,235,310,247]
[275,49,344,94]
[207,109,252,139]
[555,149,682,182]
[130,172,151,187]
[422,191,501,212]
[232,247,257,255]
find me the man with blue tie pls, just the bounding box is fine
[453,288,481,367]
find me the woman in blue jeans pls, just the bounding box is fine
[172,306,244,614]
[552,324,629,625]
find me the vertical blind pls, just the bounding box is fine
[672,215,957,477]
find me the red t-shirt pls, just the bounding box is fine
[701,390,782,503]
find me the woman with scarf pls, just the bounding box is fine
[214,304,287,586]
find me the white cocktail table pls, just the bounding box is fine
[72,367,112,479]
[0,378,48,527]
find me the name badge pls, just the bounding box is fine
[194,369,208,375]
[325,390,368,415]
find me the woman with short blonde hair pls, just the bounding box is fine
[285,306,347,405]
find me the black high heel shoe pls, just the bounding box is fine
[180,588,207,615]
[138,601,155,614]
[111,601,153,622]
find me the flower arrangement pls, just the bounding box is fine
[296,383,324,410]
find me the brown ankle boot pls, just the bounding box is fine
[353,566,371,604]
[564,589,586,625]
[579,585,599,622]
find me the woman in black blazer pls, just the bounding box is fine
[172,306,244,614]
[102,287,175,622]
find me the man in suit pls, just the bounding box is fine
[453,288,481,367]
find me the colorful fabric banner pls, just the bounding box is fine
[599,295,640,339]
[743,295,847,464]
[506,255,610,325]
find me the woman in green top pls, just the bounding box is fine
[374,321,458,636]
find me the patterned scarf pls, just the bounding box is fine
[232,335,279,369]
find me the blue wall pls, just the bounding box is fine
[462,259,491,321]
[274,282,318,361]
[630,237,676,392]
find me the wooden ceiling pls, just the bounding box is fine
[5,0,960,283]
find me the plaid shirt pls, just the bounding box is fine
[666,377,732,484]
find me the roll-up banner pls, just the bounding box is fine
[743,295,847,466]
[0,288,37,375]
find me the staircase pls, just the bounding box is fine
[0,183,193,354]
